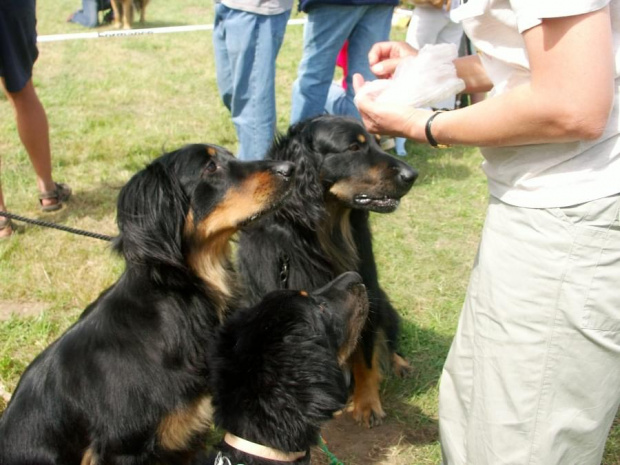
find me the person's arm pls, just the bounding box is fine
[355,6,614,147]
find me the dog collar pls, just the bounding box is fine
[224,432,307,462]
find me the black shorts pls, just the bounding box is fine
[0,0,39,93]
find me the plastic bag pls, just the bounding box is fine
[356,43,465,109]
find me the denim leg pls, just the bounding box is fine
[212,3,233,111]
[290,5,366,124]
[70,0,99,27]
[341,5,394,119]
[213,5,289,160]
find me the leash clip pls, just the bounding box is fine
[215,452,233,465]
[279,253,290,287]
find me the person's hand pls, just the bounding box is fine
[353,73,433,141]
[368,41,418,79]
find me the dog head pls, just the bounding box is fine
[113,144,295,283]
[210,271,369,461]
[268,115,417,227]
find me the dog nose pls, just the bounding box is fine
[272,161,295,179]
[398,164,418,186]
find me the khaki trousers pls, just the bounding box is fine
[439,194,620,465]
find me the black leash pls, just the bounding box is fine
[0,211,114,242]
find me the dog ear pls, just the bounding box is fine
[268,125,325,229]
[113,160,189,272]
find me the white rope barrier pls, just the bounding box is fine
[37,18,306,43]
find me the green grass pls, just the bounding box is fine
[0,2,618,464]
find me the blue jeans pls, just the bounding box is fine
[290,4,394,124]
[212,4,290,161]
[70,0,110,28]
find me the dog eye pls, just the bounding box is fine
[318,302,327,312]
[348,143,361,152]
[203,161,218,174]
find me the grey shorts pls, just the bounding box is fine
[439,194,620,465]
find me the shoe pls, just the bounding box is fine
[395,137,407,156]
[0,215,13,239]
[39,182,72,212]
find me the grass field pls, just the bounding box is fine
[0,1,618,464]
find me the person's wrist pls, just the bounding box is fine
[404,109,433,144]
[425,111,451,149]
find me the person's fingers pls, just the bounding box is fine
[352,73,366,94]
[368,42,396,66]
[370,58,401,78]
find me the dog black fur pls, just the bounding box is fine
[209,271,369,465]
[237,115,418,427]
[0,144,294,465]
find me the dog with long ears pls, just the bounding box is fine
[237,114,418,427]
[209,271,369,465]
[0,144,294,465]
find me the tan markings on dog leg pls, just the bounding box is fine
[318,204,359,275]
[392,352,413,378]
[110,0,121,28]
[158,396,214,452]
[350,345,386,428]
[81,447,98,465]
[120,0,132,29]
[138,0,148,23]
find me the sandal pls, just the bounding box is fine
[0,216,13,239]
[39,182,72,212]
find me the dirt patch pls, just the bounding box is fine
[0,300,47,321]
[311,405,438,465]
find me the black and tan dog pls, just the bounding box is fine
[208,271,369,465]
[237,114,418,428]
[0,144,294,465]
[111,0,149,29]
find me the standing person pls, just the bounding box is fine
[289,0,397,124]
[394,0,463,155]
[67,0,113,28]
[354,1,620,464]
[0,0,72,239]
[212,0,292,161]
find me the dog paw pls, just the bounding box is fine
[392,352,413,378]
[350,401,386,428]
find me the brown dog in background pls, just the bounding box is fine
[111,0,149,29]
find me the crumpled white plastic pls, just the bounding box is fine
[355,43,465,108]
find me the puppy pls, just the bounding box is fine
[111,0,149,29]
[0,144,294,465]
[237,115,418,427]
[209,271,369,464]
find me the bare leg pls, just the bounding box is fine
[3,78,60,209]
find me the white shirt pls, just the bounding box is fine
[453,0,620,208]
